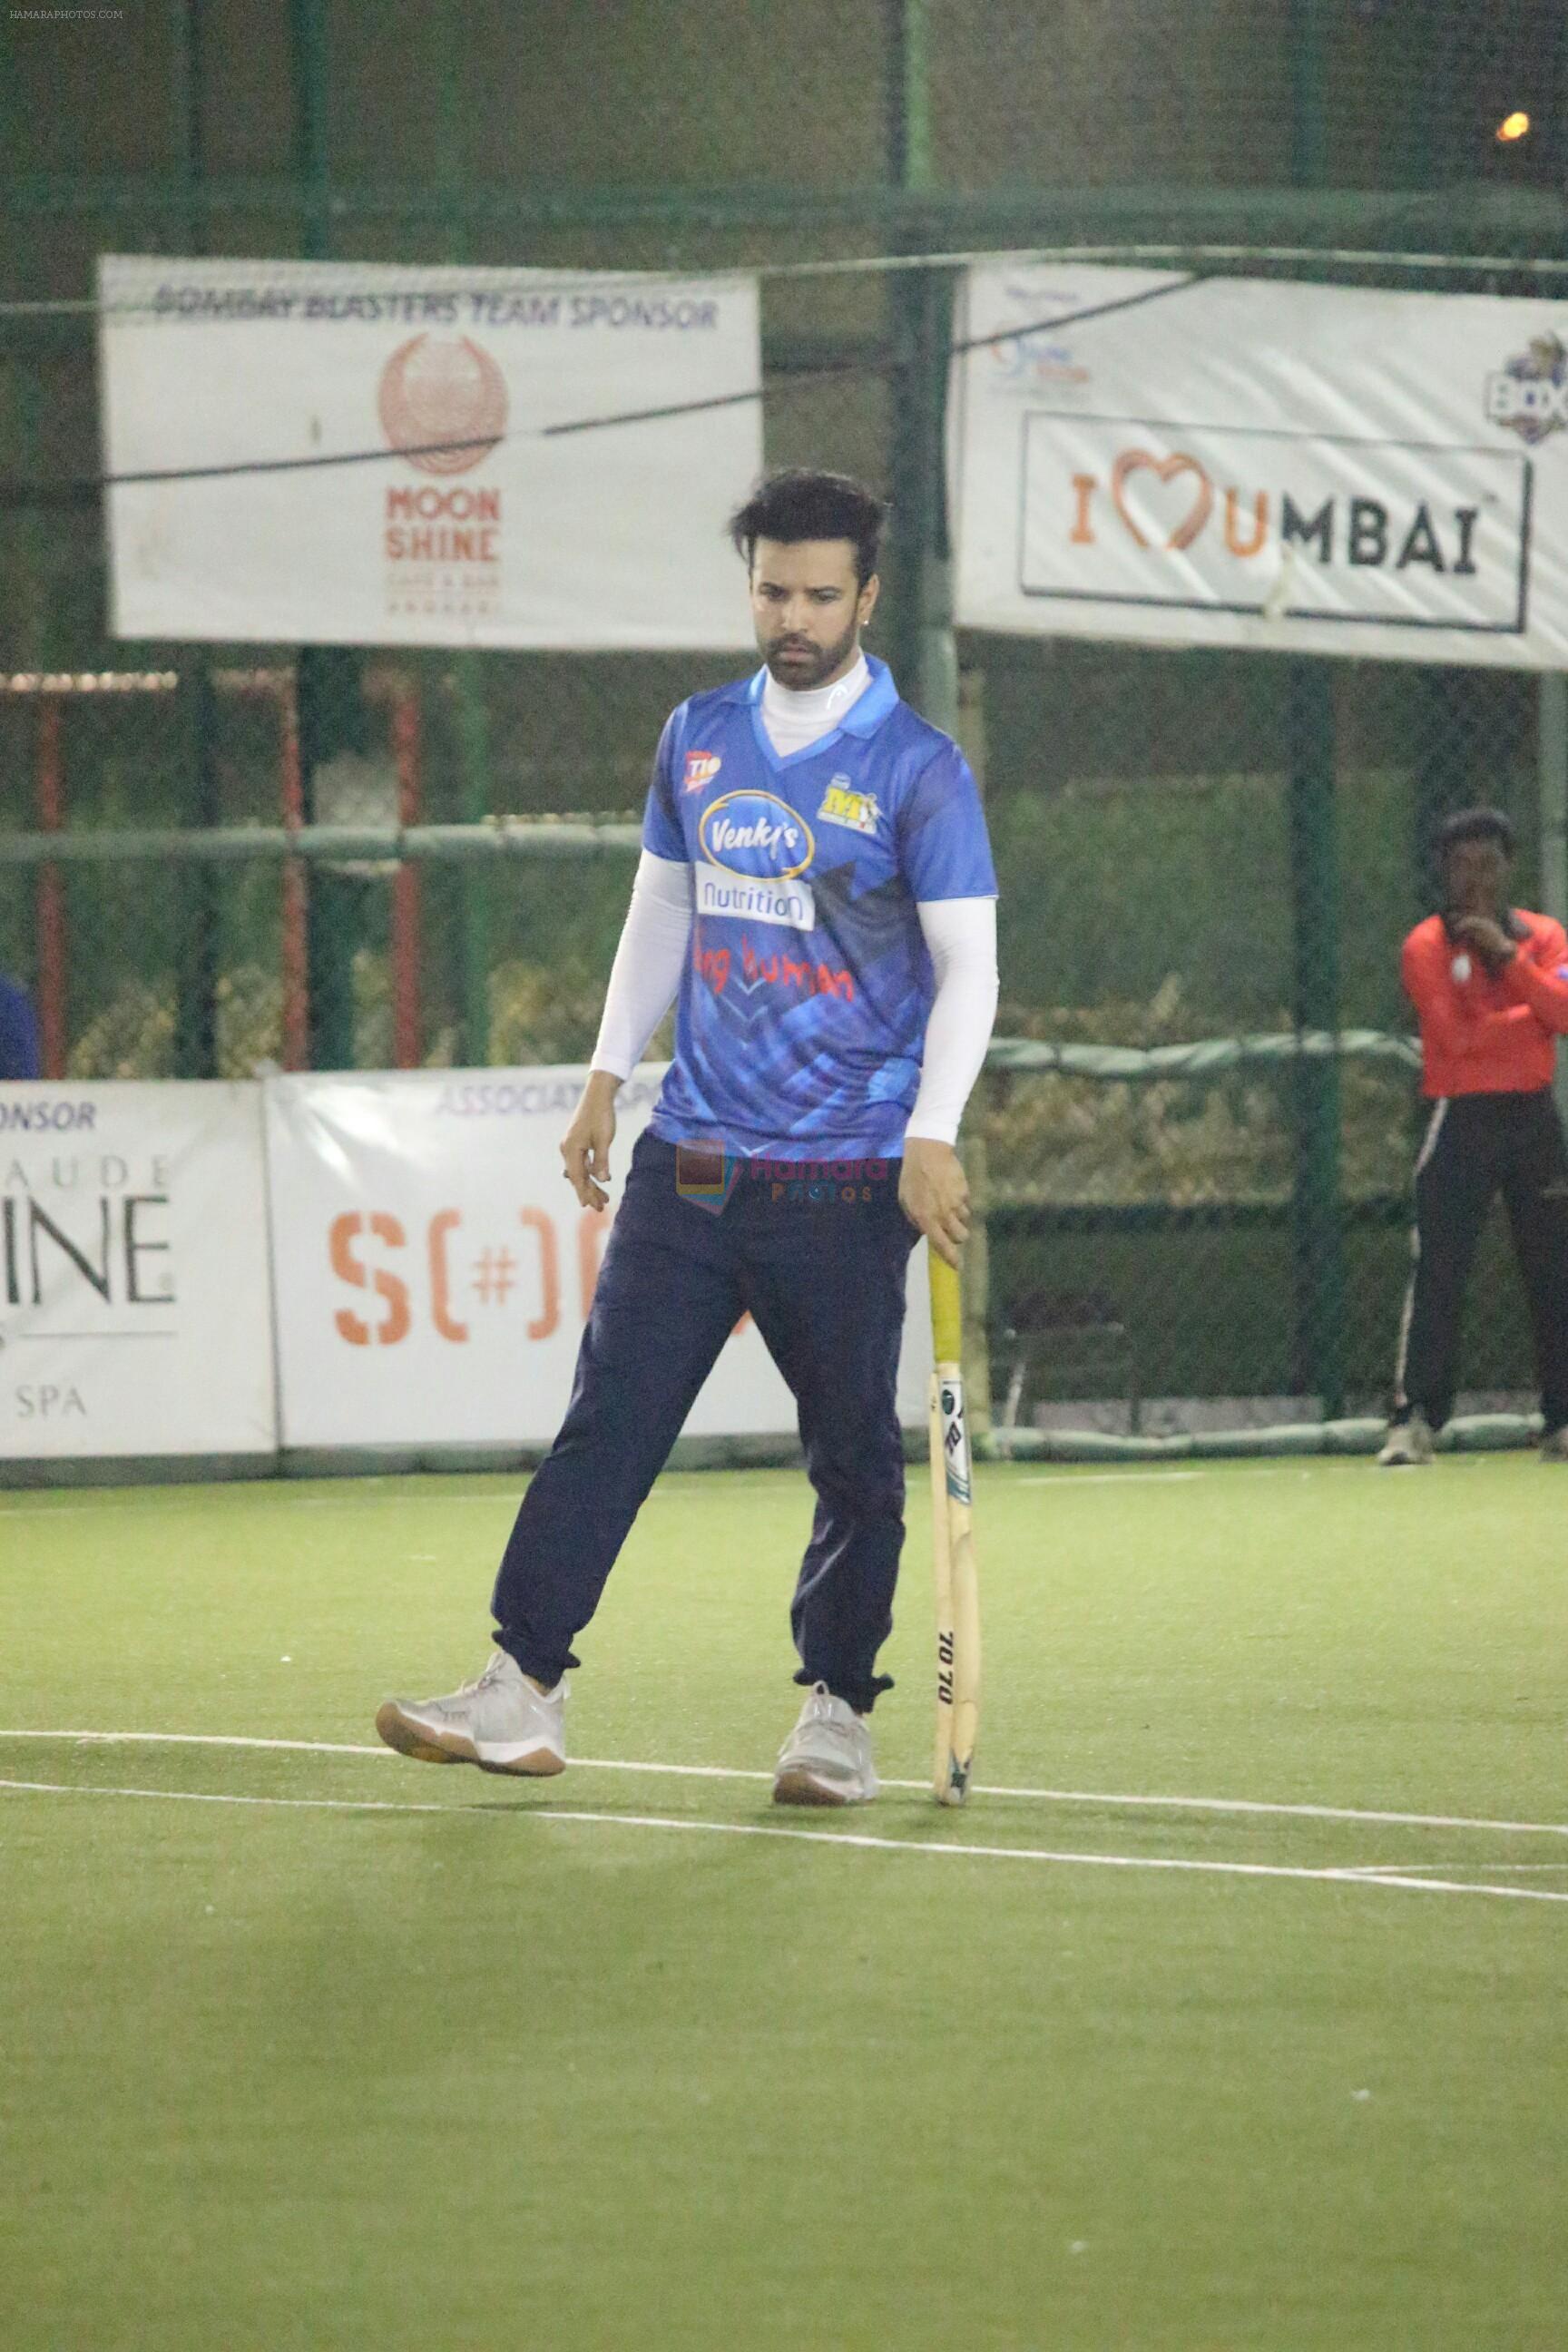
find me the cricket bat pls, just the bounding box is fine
[929,1250,980,1807]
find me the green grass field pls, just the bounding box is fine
[2,1455,1564,2351]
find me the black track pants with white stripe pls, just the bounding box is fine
[1394,1088,1568,1433]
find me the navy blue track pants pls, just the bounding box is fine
[491,1132,920,1712]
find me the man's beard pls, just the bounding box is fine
[761,614,859,691]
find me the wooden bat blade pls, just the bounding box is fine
[935,1361,979,1806]
[945,1473,981,1805]
[930,1366,956,1801]
[930,1242,978,1808]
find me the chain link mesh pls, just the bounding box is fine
[3,0,1564,1436]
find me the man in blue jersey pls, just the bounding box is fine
[377,470,999,1805]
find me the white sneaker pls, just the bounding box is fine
[1377,1412,1435,1467]
[376,1649,566,1776]
[772,1682,878,1808]
[1539,1426,1568,1462]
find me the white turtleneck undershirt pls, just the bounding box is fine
[759,650,872,757]
[591,656,998,1147]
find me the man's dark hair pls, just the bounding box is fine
[730,469,887,588]
[1436,806,1516,858]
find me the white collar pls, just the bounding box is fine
[759,652,870,751]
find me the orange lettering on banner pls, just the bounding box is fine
[1069,474,1097,544]
[427,1208,469,1343]
[1224,486,1269,558]
[328,1210,411,1347]
[578,1206,609,1318]
[519,1208,560,1340]
[1110,450,1212,551]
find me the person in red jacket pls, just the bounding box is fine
[1381,806,1568,1465]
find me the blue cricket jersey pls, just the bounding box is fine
[641,656,997,1160]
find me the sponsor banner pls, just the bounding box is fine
[0,1083,276,1459]
[100,255,760,650]
[954,262,1568,667]
[693,788,819,929]
[264,1066,932,1449]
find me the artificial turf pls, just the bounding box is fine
[1,1455,1564,2351]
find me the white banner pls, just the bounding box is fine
[954,262,1568,668]
[264,1066,932,1451]
[0,1083,276,1460]
[101,256,760,651]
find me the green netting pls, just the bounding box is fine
[4,0,1565,1439]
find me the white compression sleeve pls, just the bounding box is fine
[590,849,693,1081]
[905,897,1000,1146]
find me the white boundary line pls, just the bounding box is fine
[1011,1463,1445,1486]
[1,1730,1563,1840]
[1344,1860,1568,1876]
[1015,1470,1205,1487]
[0,1459,1350,1519]
[0,1490,518,1521]
[3,1772,1565,1906]
[971,1783,1568,1838]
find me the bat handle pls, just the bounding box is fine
[928,1248,963,1360]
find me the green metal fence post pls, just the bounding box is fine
[289,0,362,1071]
[294,647,371,1073]
[885,0,993,1421]
[438,15,492,1068]
[885,0,960,738]
[1286,0,1347,1419]
[1287,663,1348,1417]
[11,355,67,1070]
[1287,0,1329,185]
[884,0,951,729]
[172,0,220,1078]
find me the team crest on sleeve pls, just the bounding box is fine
[817,776,880,837]
[683,751,722,793]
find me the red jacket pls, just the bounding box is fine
[1402,908,1568,1098]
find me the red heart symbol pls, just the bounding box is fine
[1111,450,1213,552]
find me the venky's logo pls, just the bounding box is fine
[699,790,814,878]
[1485,331,1568,446]
[378,335,508,477]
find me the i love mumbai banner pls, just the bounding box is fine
[263,1066,933,1451]
[0,1083,276,1461]
[99,256,760,651]
[953,262,1568,668]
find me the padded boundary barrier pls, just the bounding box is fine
[982,1414,1543,1465]
[1,1416,1544,1490]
